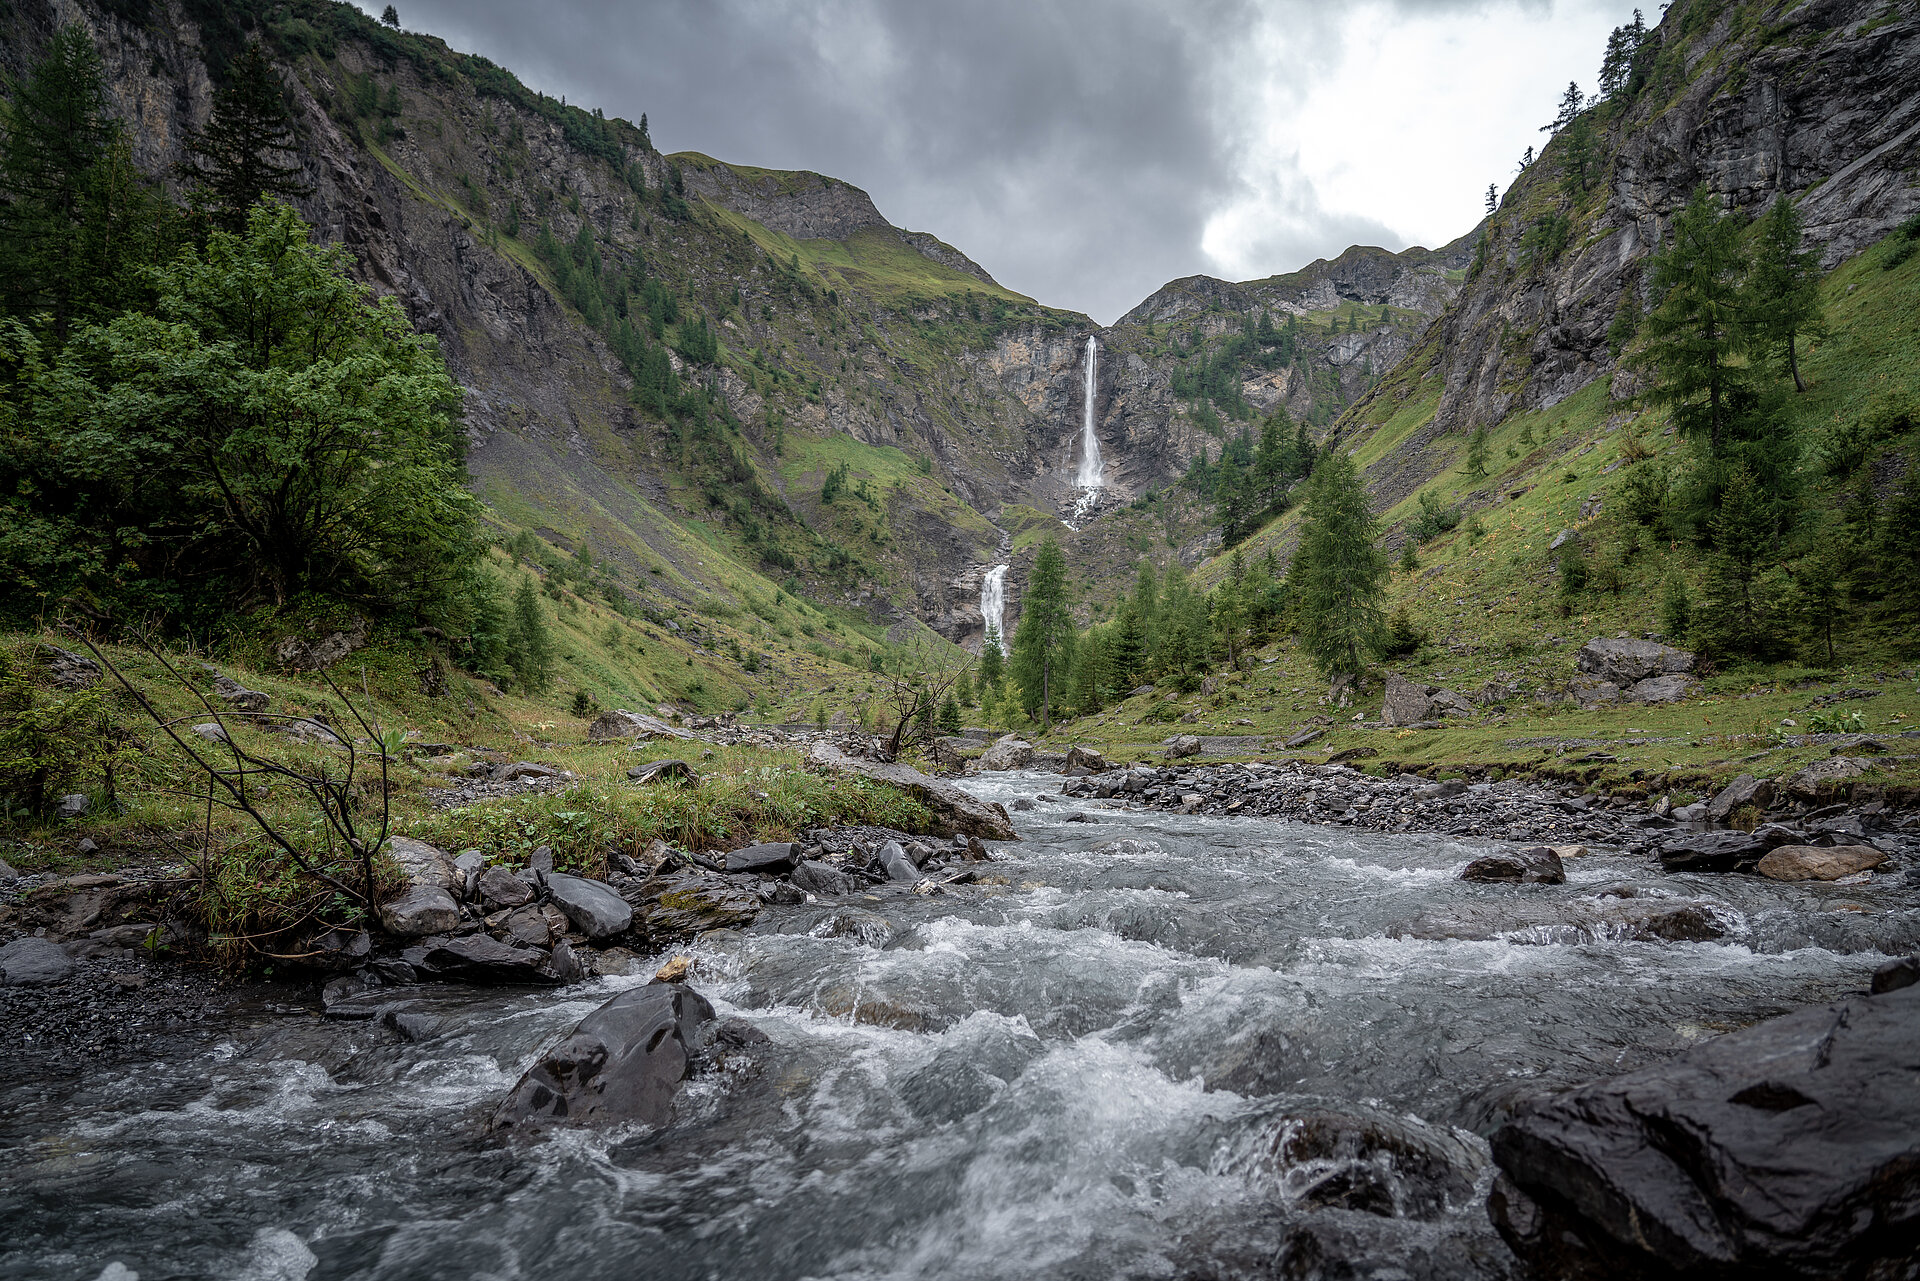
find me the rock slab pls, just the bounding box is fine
[545,872,634,940]
[492,982,715,1130]
[1461,846,1567,884]
[0,936,74,985]
[805,741,1015,841]
[1489,985,1920,1279]
[1755,844,1887,882]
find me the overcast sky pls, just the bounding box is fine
[376,0,1641,323]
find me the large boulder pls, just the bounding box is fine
[491,982,716,1131]
[1381,672,1435,726]
[1627,672,1697,703]
[544,873,634,940]
[1783,756,1872,798]
[0,936,74,985]
[1488,985,1920,1279]
[383,836,457,891]
[1460,846,1567,884]
[627,872,763,945]
[724,841,798,874]
[1163,735,1201,760]
[212,674,269,713]
[477,865,534,910]
[1577,637,1694,686]
[804,741,1016,840]
[1706,774,1772,822]
[378,884,460,937]
[423,934,561,984]
[1657,826,1799,874]
[977,735,1035,771]
[587,709,692,741]
[1755,844,1888,882]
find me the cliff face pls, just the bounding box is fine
[1417,0,1920,440]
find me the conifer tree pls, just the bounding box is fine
[1011,538,1073,730]
[979,625,1004,688]
[1543,81,1585,133]
[1069,631,1105,714]
[182,42,309,233]
[509,577,555,692]
[1695,468,1784,659]
[1465,423,1491,477]
[1133,561,1160,647]
[1485,183,1498,215]
[1797,519,1849,665]
[1640,186,1749,453]
[1744,195,1822,392]
[1109,599,1146,691]
[1292,450,1388,680]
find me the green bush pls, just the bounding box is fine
[0,648,126,819]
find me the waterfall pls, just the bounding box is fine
[1075,336,1103,489]
[979,564,1008,650]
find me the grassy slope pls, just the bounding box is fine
[1032,226,1920,801]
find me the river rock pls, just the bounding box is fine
[1065,745,1107,770]
[1576,636,1694,686]
[1657,827,1792,874]
[1241,1102,1488,1220]
[1783,756,1872,798]
[725,841,799,874]
[1488,985,1920,1279]
[378,884,460,937]
[545,873,633,940]
[1460,846,1566,884]
[804,741,1016,840]
[629,872,762,944]
[1706,773,1773,821]
[1164,735,1201,759]
[424,934,559,983]
[877,840,920,881]
[477,865,533,909]
[492,981,716,1131]
[1754,844,1888,882]
[384,836,457,891]
[0,936,74,985]
[978,735,1034,771]
[792,859,854,896]
[1870,956,1920,994]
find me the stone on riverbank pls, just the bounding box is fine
[492,981,716,1131]
[724,841,799,874]
[978,736,1034,771]
[805,741,1016,840]
[545,872,634,940]
[378,884,460,937]
[1754,844,1887,881]
[1488,985,1920,1279]
[0,936,74,985]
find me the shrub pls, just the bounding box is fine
[1382,608,1429,658]
[1408,489,1462,542]
[0,648,126,818]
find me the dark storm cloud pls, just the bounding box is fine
[382,1,1550,321]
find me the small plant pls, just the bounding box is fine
[569,690,597,717]
[1382,608,1429,658]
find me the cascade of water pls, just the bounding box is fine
[979,564,1008,649]
[1075,336,1103,489]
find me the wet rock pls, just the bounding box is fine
[0,936,74,985]
[212,674,269,712]
[791,859,855,896]
[492,982,716,1131]
[501,906,551,948]
[1489,986,1920,1280]
[1065,745,1107,771]
[724,841,799,874]
[1755,844,1887,882]
[807,908,898,946]
[545,873,633,940]
[978,735,1035,771]
[627,758,697,785]
[1870,956,1920,995]
[385,836,457,891]
[1706,773,1772,822]
[424,934,559,983]
[548,938,585,984]
[477,865,533,910]
[1658,827,1794,874]
[1576,637,1694,686]
[630,872,762,944]
[805,741,1016,840]
[1460,846,1566,884]
[1012,797,1034,811]
[1240,1103,1488,1220]
[378,884,460,937]
[297,926,372,971]
[878,839,920,881]
[527,845,554,877]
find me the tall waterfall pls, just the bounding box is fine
[1075,336,1103,489]
[979,564,1008,650]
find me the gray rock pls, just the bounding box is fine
[1428,688,1475,718]
[55,793,88,820]
[978,735,1035,771]
[1671,801,1708,823]
[1707,773,1773,821]
[478,865,534,909]
[1754,844,1887,881]
[1460,846,1566,884]
[627,758,697,785]
[0,857,17,881]
[545,872,634,940]
[548,938,585,983]
[494,760,559,782]
[792,859,854,896]
[1576,636,1694,686]
[212,674,270,712]
[586,709,691,741]
[878,839,920,881]
[1381,671,1434,726]
[492,982,716,1131]
[1065,745,1107,770]
[378,884,460,937]
[1164,735,1201,760]
[1489,986,1920,1280]
[0,936,74,985]
[1658,827,1795,873]
[804,742,1016,841]
[190,722,229,744]
[283,717,343,746]
[384,836,457,891]
[424,933,558,983]
[1283,728,1324,750]
[1783,756,1872,798]
[41,644,100,690]
[527,846,554,876]
[1870,955,1919,995]
[1568,674,1623,708]
[724,841,798,874]
[1627,672,1697,703]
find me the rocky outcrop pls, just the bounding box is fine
[492,981,716,1131]
[805,741,1016,840]
[1488,985,1920,1279]
[1382,672,1476,725]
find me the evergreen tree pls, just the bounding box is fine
[1485,183,1498,215]
[1598,15,1641,99]
[1876,466,1920,639]
[979,625,1005,687]
[937,694,962,735]
[1069,630,1105,714]
[1695,468,1784,659]
[381,5,400,26]
[1797,519,1849,665]
[182,42,309,233]
[1010,538,1073,730]
[1133,561,1160,646]
[956,669,974,707]
[1543,81,1585,133]
[509,577,554,691]
[1292,450,1388,680]
[1744,195,1823,392]
[1108,599,1146,690]
[1560,115,1597,196]
[1640,186,1750,453]
[1465,423,1491,477]
[1210,573,1250,670]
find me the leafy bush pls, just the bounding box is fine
[0,647,127,818]
[1407,489,1461,542]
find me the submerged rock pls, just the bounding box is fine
[1488,985,1920,1279]
[492,982,716,1131]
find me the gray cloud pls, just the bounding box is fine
[384,0,1606,321]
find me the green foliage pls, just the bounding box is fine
[1521,211,1572,271]
[181,41,309,232]
[1292,450,1388,679]
[1879,214,1920,271]
[0,646,125,818]
[1010,538,1074,729]
[1744,196,1823,392]
[1465,424,1491,477]
[936,693,961,734]
[508,577,553,692]
[1381,606,1427,659]
[1640,186,1750,452]
[1408,488,1461,542]
[1695,468,1788,660]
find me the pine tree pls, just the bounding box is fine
[937,694,962,735]
[1210,575,1249,670]
[1109,600,1146,691]
[1292,450,1388,680]
[1542,81,1585,133]
[1133,561,1160,648]
[509,577,554,692]
[1797,519,1849,665]
[182,42,309,233]
[1640,186,1750,454]
[955,670,974,707]
[1696,469,1783,659]
[1466,423,1491,477]
[1011,538,1073,730]
[1069,631,1105,714]
[1744,195,1823,393]
[381,5,400,26]
[1876,466,1920,638]
[1485,183,1498,215]
[1560,115,1597,196]
[979,625,1005,687]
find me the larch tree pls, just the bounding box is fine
[1743,195,1823,393]
[1292,450,1388,681]
[1639,186,1749,454]
[1010,538,1074,731]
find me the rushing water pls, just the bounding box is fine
[1075,336,1102,491]
[5,775,1914,1280]
[979,565,1008,653]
